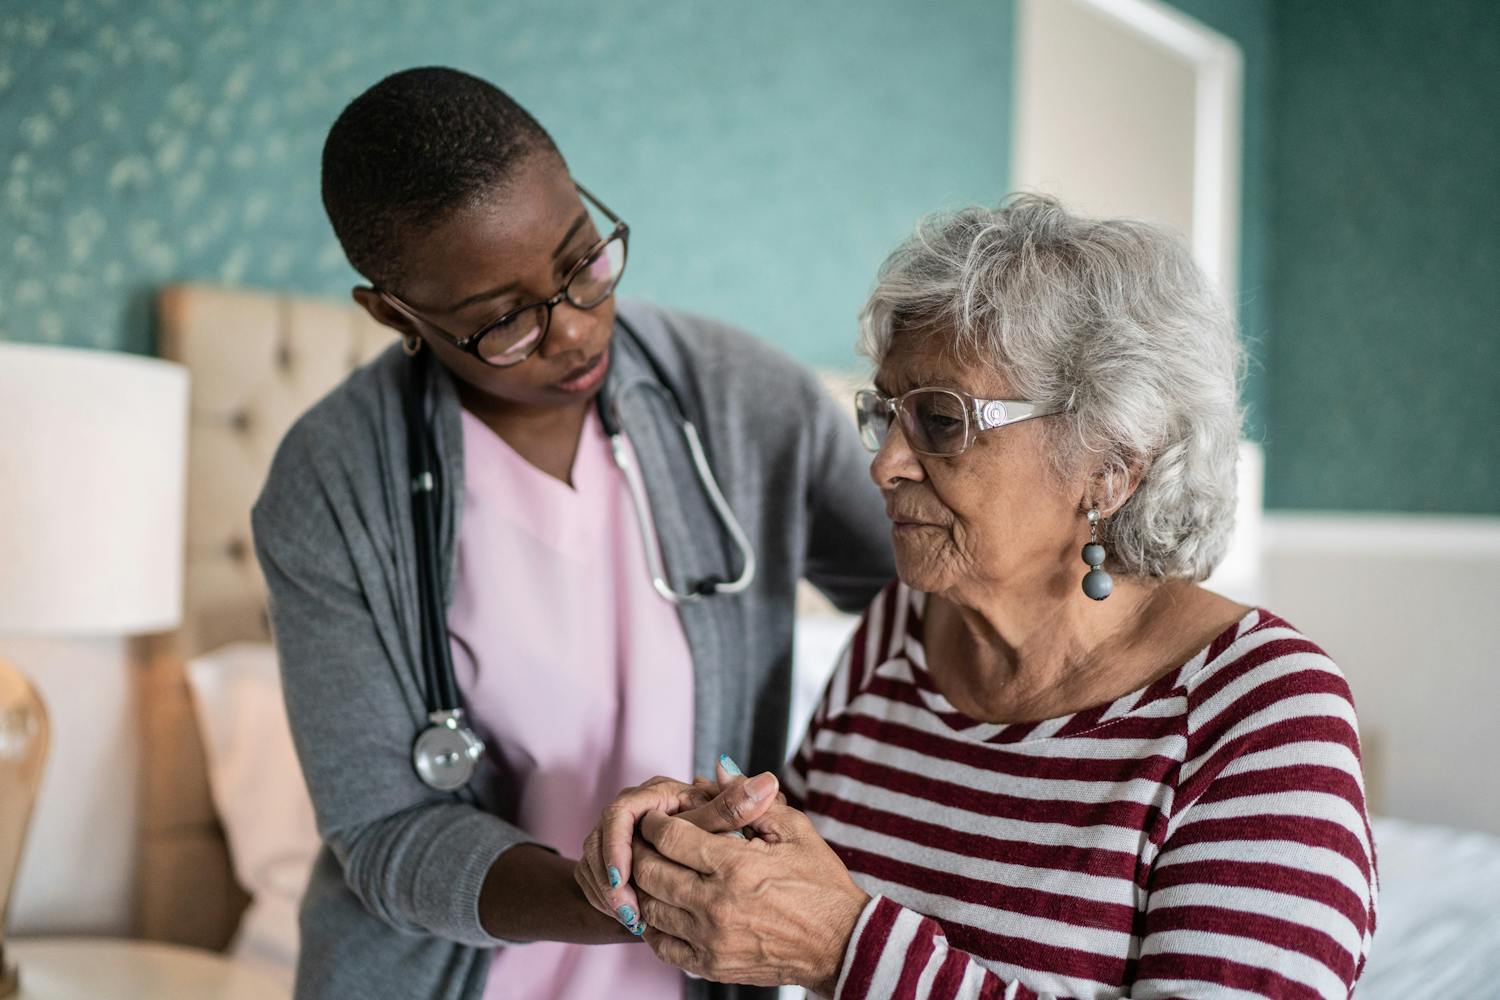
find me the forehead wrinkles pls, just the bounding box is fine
[876,337,1016,398]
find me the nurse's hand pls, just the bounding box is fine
[574,759,779,935]
[631,801,869,996]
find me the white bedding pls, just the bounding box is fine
[1359,816,1500,998]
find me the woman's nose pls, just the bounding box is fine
[869,422,926,489]
[544,300,594,354]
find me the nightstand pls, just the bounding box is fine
[7,937,289,999]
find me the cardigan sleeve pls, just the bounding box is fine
[252,420,544,948]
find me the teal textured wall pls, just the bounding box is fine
[6,2,1492,513]
[0,0,1012,368]
[1266,0,1500,512]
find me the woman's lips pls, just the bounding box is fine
[554,349,609,393]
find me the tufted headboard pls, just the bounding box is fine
[139,284,391,949]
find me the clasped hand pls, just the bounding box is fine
[574,760,869,997]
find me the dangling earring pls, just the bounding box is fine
[401,334,422,357]
[1081,508,1113,601]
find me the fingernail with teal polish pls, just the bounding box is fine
[617,905,637,926]
[630,921,646,937]
[719,753,744,776]
[608,866,621,889]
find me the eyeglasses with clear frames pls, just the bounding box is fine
[855,386,1065,457]
[378,183,629,368]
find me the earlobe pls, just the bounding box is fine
[1084,488,1133,522]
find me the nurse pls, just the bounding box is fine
[251,66,893,1000]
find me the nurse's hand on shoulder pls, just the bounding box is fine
[574,756,780,936]
[630,798,869,997]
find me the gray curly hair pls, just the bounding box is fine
[859,193,1245,581]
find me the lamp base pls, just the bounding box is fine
[0,655,50,1000]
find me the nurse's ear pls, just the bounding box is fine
[352,286,420,341]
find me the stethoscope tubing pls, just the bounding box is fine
[605,377,756,604]
[406,321,756,790]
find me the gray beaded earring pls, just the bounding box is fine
[1081,509,1113,601]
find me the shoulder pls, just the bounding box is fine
[618,297,805,369]
[254,342,407,527]
[1179,609,1363,792]
[1185,610,1355,730]
[615,298,836,418]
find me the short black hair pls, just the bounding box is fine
[321,66,560,288]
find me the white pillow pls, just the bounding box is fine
[186,641,319,986]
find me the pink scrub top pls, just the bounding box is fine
[447,405,695,999]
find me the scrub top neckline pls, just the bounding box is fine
[458,404,614,558]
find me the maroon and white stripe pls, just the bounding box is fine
[785,582,1377,1000]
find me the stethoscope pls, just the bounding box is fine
[405,319,756,791]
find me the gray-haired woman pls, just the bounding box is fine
[579,195,1377,999]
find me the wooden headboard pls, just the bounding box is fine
[139,284,390,949]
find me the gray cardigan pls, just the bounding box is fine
[251,299,895,1000]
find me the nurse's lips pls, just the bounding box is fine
[554,349,609,393]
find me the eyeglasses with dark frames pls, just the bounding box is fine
[378,183,628,368]
[855,386,1065,457]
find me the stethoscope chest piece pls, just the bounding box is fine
[412,709,485,791]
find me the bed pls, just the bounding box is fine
[142,282,1500,997]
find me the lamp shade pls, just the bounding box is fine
[0,342,188,635]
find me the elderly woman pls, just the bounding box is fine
[577,195,1377,999]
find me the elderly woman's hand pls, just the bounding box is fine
[631,800,870,996]
[573,761,780,935]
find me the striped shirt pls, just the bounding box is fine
[785,582,1377,1000]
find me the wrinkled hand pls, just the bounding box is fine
[631,799,870,996]
[573,759,779,935]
